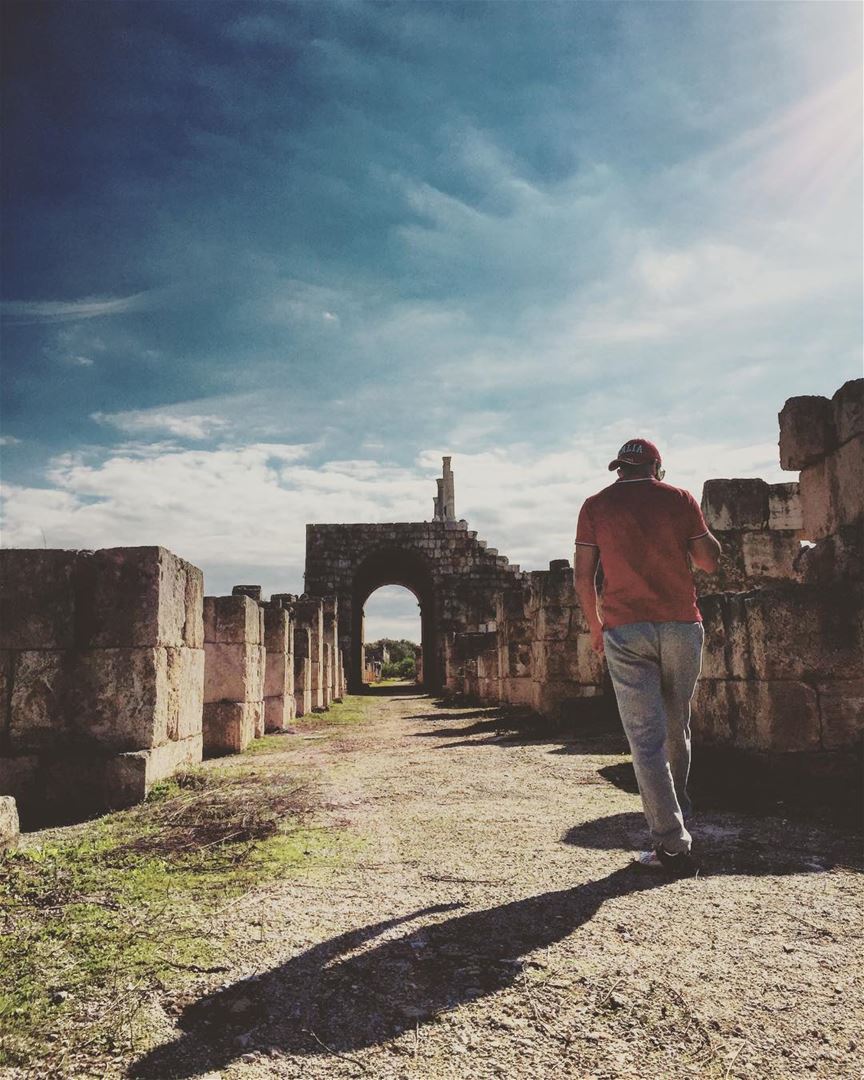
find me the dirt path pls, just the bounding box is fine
[132,688,863,1080]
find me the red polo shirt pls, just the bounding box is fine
[575,478,709,629]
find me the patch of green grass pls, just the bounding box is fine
[0,759,353,1070]
[314,695,372,727]
[291,694,375,733]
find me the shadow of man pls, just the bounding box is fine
[130,865,662,1078]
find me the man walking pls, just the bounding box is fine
[574,439,720,878]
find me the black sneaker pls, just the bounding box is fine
[655,847,700,879]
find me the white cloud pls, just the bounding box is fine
[1,434,792,601]
[364,585,422,642]
[1,290,160,325]
[64,355,95,368]
[0,435,22,446]
[91,409,232,441]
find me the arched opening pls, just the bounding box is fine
[362,585,422,689]
[350,547,438,695]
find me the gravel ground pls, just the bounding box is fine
[129,687,863,1080]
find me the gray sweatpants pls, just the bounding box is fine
[603,620,704,854]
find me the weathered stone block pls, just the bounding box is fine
[744,586,864,681]
[693,532,747,593]
[8,650,72,751]
[77,547,203,649]
[294,656,311,718]
[698,593,751,679]
[501,677,534,707]
[172,648,205,741]
[263,606,291,655]
[232,585,262,600]
[263,650,290,701]
[5,646,202,754]
[0,796,19,853]
[104,734,203,808]
[535,604,572,641]
[799,434,864,540]
[69,647,190,752]
[767,482,803,532]
[832,379,864,446]
[701,479,768,531]
[203,701,258,756]
[690,680,734,745]
[252,698,265,738]
[0,550,78,649]
[778,394,835,470]
[264,694,295,733]
[203,642,265,703]
[798,524,864,585]
[818,680,864,750]
[693,679,820,752]
[293,626,310,660]
[184,566,205,649]
[505,641,532,678]
[203,595,263,645]
[740,531,801,582]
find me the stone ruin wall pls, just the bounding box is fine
[0,547,205,823]
[303,518,526,693]
[691,380,863,776]
[0,553,349,824]
[446,378,863,787]
[1,379,860,828]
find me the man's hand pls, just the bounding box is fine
[689,531,722,573]
[590,624,605,655]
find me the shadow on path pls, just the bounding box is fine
[131,866,662,1078]
[128,834,844,1080]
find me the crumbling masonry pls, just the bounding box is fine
[1,380,861,825]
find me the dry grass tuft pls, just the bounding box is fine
[117,768,316,859]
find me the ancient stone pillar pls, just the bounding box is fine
[202,594,266,755]
[442,455,456,522]
[263,603,295,732]
[322,596,340,703]
[291,597,325,711]
[323,644,333,708]
[293,626,312,717]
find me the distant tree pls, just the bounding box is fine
[367,638,418,665]
[380,654,417,680]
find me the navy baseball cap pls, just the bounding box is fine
[608,438,662,471]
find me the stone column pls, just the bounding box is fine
[322,596,340,703]
[443,455,456,521]
[203,594,266,755]
[291,597,325,711]
[323,644,333,708]
[263,603,295,732]
[293,626,312,717]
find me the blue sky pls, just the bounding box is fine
[1,1,861,639]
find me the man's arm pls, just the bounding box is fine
[688,532,722,573]
[574,545,604,654]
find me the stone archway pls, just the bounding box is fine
[351,546,437,694]
[304,518,524,698]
